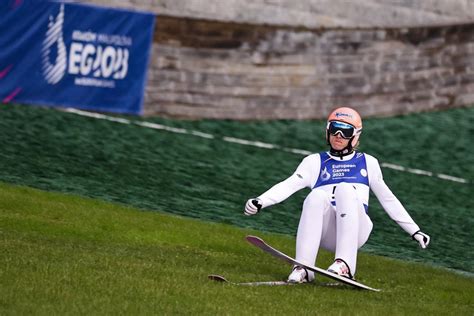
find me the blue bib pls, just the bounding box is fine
[314,152,369,189]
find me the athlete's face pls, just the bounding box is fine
[329,133,350,151]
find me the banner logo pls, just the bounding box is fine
[41,4,131,88]
[42,4,67,84]
[68,32,130,88]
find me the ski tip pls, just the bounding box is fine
[208,274,228,282]
[245,235,263,243]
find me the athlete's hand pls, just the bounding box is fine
[412,231,430,249]
[244,198,262,216]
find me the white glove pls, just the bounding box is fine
[244,198,262,216]
[412,231,430,249]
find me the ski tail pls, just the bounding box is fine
[208,274,289,286]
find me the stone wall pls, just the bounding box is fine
[144,17,474,119]
[79,0,474,119]
[83,0,474,28]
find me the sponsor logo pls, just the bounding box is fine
[360,169,367,177]
[335,112,353,119]
[42,4,131,88]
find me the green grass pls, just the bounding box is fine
[1,183,472,315]
[0,104,473,275]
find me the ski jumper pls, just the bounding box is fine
[257,151,421,276]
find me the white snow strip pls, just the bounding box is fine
[381,163,406,171]
[222,137,277,149]
[190,131,215,139]
[135,121,214,139]
[64,108,131,124]
[406,168,433,176]
[282,148,313,155]
[64,108,470,185]
[136,121,188,134]
[436,174,468,184]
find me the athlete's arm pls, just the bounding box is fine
[256,154,319,209]
[367,155,421,235]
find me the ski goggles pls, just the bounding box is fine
[327,121,360,139]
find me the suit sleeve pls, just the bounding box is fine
[257,155,319,209]
[367,155,420,236]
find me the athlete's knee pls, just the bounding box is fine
[334,182,358,214]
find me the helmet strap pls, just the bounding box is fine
[327,132,355,158]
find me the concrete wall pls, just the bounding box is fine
[80,0,474,119]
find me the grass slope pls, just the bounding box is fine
[1,183,472,315]
[0,104,473,274]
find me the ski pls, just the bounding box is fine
[208,274,291,286]
[246,235,381,292]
